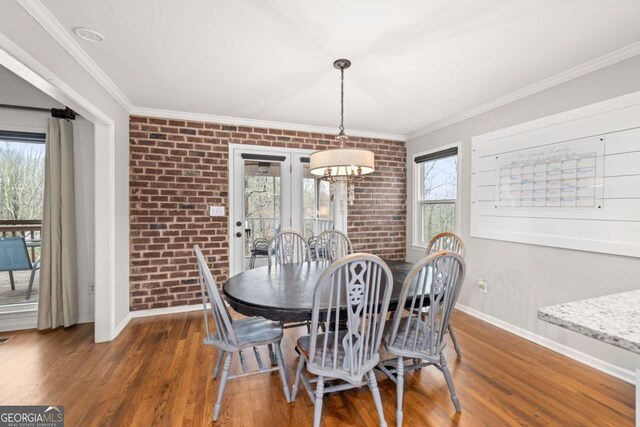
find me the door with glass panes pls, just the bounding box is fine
[229,146,335,275]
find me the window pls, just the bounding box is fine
[415,145,458,245]
[0,131,46,222]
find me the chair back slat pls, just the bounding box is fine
[309,253,392,381]
[426,232,465,257]
[194,245,237,347]
[268,230,309,265]
[388,251,466,357]
[315,229,353,262]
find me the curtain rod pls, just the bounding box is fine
[0,103,76,120]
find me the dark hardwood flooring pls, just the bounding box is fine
[0,310,634,426]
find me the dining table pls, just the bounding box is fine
[223,259,417,323]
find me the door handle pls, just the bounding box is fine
[235,232,242,238]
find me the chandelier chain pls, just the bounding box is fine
[339,67,345,135]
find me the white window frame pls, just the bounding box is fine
[412,142,462,249]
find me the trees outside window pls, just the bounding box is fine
[417,150,458,244]
[0,141,45,221]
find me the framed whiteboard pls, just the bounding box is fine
[471,90,640,258]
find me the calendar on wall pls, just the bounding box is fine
[471,90,640,258]
[492,136,604,208]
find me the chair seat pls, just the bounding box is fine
[205,316,283,350]
[383,317,434,355]
[250,248,269,256]
[296,331,348,367]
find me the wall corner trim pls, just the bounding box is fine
[456,304,635,385]
[111,312,132,340]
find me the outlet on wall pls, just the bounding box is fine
[478,278,488,293]
[88,282,95,294]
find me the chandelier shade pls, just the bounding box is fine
[309,147,375,179]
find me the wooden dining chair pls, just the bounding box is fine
[379,252,466,425]
[291,253,393,427]
[426,231,465,258]
[314,229,353,262]
[426,231,465,357]
[194,245,291,421]
[268,230,310,266]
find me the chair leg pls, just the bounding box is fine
[313,375,325,427]
[212,350,224,379]
[268,343,277,366]
[440,353,461,413]
[396,357,404,427]
[274,342,291,403]
[26,267,37,300]
[9,271,15,290]
[212,352,232,421]
[291,355,305,401]
[367,371,388,427]
[448,325,462,358]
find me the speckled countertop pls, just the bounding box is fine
[538,290,640,354]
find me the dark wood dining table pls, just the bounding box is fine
[223,259,416,323]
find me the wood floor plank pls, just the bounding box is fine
[0,310,634,426]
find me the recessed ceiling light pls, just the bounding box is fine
[73,27,104,42]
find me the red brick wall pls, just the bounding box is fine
[129,116,406,311]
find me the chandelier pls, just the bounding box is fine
[309,59,375,205]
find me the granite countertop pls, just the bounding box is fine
[538,290,640,354]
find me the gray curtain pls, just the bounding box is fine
[38,119,78,329]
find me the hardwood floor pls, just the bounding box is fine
[0,310,634,426]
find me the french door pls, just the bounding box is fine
[229,145,339,275]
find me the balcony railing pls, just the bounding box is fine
[0,220,42,262]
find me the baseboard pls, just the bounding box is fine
[130,303,205,319]
[113,312,132,338]
[0,306,37,332]
[0,308,95,333]
[456,304,635,384]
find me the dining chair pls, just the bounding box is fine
[268,230,310,266]
[425,231,465,357]
[249,238,270,269]
[0,237,41,300]
[194,245,291,421]
[314,229,353,262]
[291,253,393,427]
[426,232,465,257]
[379,251,466,425]
[307,236,318,261]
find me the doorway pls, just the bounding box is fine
[229,145,337,275]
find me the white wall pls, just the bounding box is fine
[0,1,131,336]
[0,97,95,323]
[407,54,640,379]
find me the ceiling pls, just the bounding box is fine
[43,0,640,136]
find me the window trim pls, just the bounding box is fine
[412,142,462,249]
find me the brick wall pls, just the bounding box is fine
[129,116,406,311]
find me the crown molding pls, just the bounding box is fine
[407,40,640,140]
[16,0,134,113]
[130,106,407,141]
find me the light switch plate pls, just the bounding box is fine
[209,206,225,217]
